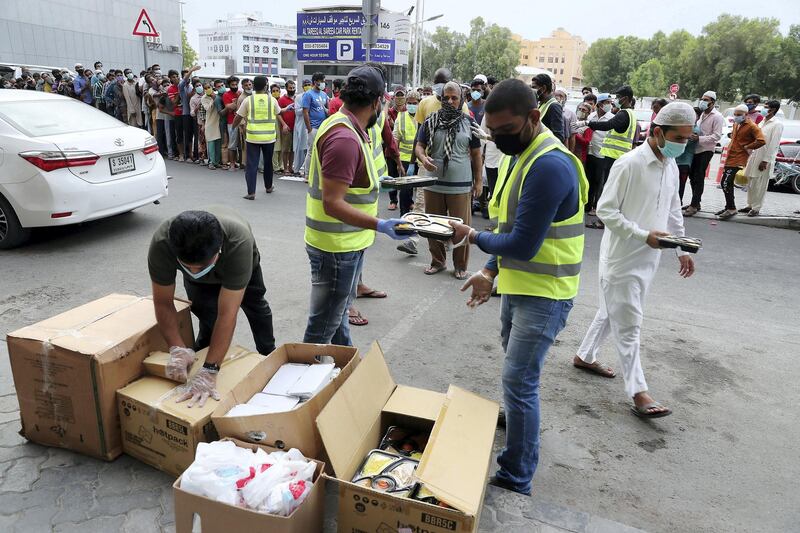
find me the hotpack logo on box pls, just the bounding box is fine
[337,40,355,60]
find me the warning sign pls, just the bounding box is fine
[132,9,159,37]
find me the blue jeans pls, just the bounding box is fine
[302,245,365,346]
[496,294,573,494]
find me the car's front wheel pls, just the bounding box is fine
[0,195,32,249]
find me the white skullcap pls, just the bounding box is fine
[734,104,748,113]
[474,74,488,84]
[703,90,717,100]
[653,102,697,126]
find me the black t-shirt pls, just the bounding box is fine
[148,206,259,290]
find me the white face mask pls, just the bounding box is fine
[601,103,612,113]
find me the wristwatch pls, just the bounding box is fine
[202,362,220,373]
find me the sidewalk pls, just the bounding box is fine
[690,178,800,230]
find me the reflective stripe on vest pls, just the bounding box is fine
[397,111,417,162]
[599,108,636,160]
[369,112,388,176]
[539,97,555,119]
[494,129,590,299]
[246,94,277,143]
[304,112,379,253]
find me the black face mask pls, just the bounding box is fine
[494,121,534,156]
[366,105,381,130]
[287,90,295,97]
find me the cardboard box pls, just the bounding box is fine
[173,438,325,533]
[6,293,194,461]
[143,344,250,382]
[212,343,359,459]
[117,345,263,477]
[317,342,499,533]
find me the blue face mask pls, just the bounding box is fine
[760,108,769,117]
[733,115,745,124]
[470,90,482,101]
[179,254,219,280]
[407,103,418,115]
[746,103,756,112]
[657,131,687,159]
[698,100,709,111]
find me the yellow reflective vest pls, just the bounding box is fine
[305,112,379,253]
[489,129,589,299]
[245,93,278,143]
[396,111,417,163]
[368,111,388,176]
[599,108,636,160]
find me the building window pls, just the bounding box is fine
[562,57,566,63]
[547,57,553,63]
[523,55,528,60]
[538,56,545,62]
[560,68,564,75]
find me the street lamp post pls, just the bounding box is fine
[411,8,443,87]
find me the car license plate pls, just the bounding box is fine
[109,153,135,175]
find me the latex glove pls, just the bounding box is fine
[460,270,495,309]
[377,218,413,240]
[407,163,416,176]
[167,346,196,381]
[175,368,219,408]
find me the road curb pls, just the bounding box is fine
[691,212,800,230]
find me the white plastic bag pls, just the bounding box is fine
[263,478,313,516]
[180,441,260,506]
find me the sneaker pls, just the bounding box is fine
[396,240,418,255]
[738,207,752,213]
[718,209,737,220]
[747,210,759,217]
[683,206,699,217]
[714,209,727,216]
[487,475,530,496]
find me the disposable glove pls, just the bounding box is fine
[176,368,220,408]
[167,346,196,382]
[377,218,413,240]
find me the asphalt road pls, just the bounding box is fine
[2,160,799,532]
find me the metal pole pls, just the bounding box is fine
[412,0,421,87]
[417,0,425,86]
[142,36,148,71]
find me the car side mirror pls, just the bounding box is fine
[795,140,800,144]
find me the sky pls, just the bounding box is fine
[183,0,800,50]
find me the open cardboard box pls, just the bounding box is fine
[317,342,499,533]
[6,293,194,460]
[117,345,263,477]
[143,344,248,382]
[212,343,359,461]
[173,438,325,533]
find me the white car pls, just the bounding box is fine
[0,90,167,248]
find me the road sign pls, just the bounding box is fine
[670,83,680,94]
[132,9,158,37]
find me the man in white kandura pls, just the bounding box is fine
[573,102,697,418]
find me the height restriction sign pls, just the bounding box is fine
[132,9,158,37]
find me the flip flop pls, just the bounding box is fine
[348,310,369,326]
[585,220,605,230]
[357,289,387,299]
[631,402,672,419]
[573,360,616,378]
[454,270,469,281]
[424,265,446,275]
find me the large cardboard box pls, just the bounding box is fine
[212,343,359,460]
[173,438,325,533]
[117,345,263,476]
[317,342,499,533]
[6,293,194,461]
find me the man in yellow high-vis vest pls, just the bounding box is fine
[449,79,588,496]
[303,66,411,346]
[231,76,289,200]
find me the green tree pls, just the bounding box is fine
[415,26,466,83]
[629,58,667,96]
[582,38,628,91]
[181,22,197,69]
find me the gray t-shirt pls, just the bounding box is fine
[418,117,481,194]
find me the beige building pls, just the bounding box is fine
[513,28,588,88]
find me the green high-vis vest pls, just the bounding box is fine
[245,94,277,143]
[599,108,636,160]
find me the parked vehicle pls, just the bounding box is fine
[0,90,167,248]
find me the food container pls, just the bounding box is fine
[657,235,702,253]
[401,213,462,241]
[380,176,439,190]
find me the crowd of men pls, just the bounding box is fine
[4,59,787,498]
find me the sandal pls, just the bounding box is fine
[357,289,387,299]
[348,310,369,326]
[573,358,616,378]
[424,265,446,275]
[243,194,255,201]
[585,220,605,230]
[631,401,672,419]
[208,164,216,170]
[454,270,469,281]
[388,202,398,211]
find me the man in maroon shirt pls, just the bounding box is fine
[302,66,410,346]
[222,76,241,170]
[328,79,344,115]
[278,80,298,174]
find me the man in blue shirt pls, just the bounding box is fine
[301,72,329,179]
[449,79,584,496]
[178,66,201,162]
[73,68,94,105]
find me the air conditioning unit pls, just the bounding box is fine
[169,45,180,53]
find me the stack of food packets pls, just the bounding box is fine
[224,362,340,417]
[180,440,316,517]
